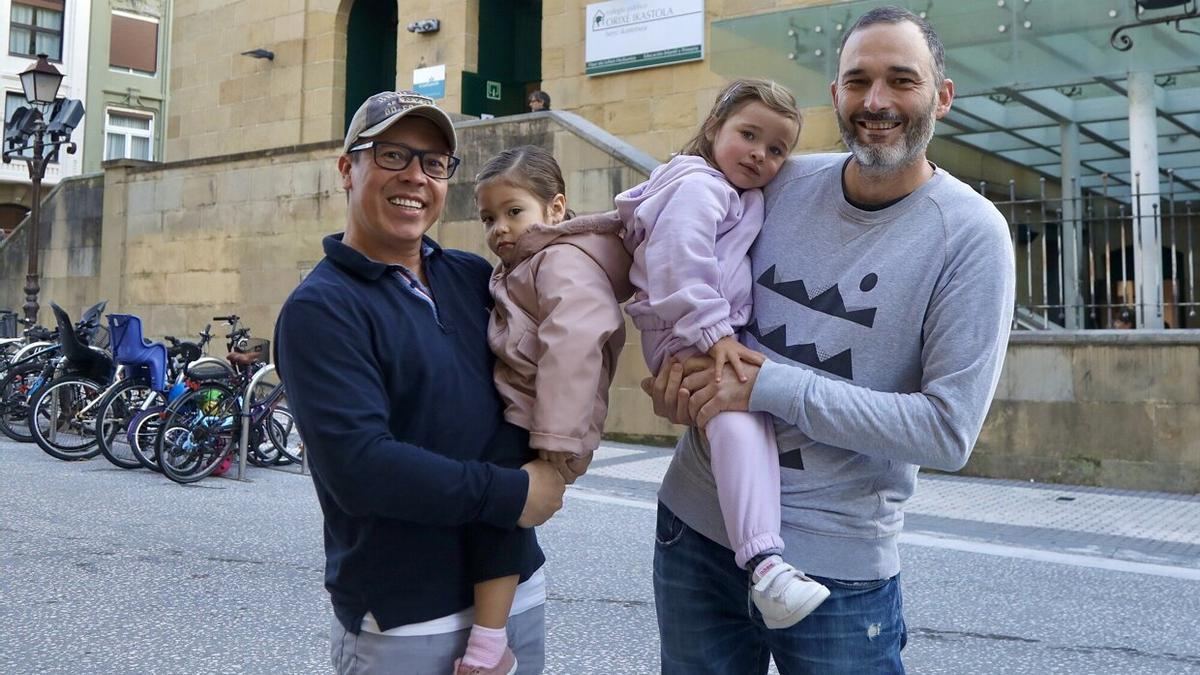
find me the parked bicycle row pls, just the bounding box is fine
[0,303,301,484]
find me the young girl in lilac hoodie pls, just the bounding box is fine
[618,78,830,628]
[455,146,633,674]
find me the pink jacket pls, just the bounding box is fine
[617,155,764,371]
[488,212,634,457]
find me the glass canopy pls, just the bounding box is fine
[711,0,1200,200]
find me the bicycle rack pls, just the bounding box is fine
[238,364,275,481]
[235,365,307,480]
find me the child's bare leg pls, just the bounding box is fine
[459,575,520,670]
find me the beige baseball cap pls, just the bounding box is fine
[343,91,457,155]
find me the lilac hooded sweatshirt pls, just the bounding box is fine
[618,154,764,370]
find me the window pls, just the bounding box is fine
[9,1,64,62]
[105,109,153,161]
[109,11,158,75]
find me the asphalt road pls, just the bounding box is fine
[2,440,1198,674]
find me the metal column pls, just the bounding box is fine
[1127,71,1164,329]
[1060,122,1084,329]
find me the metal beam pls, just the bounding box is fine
[1095,76,1200,141]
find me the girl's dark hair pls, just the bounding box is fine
[475,145,575,218]
[679,78,802,167]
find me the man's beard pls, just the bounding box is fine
[837,95,937,176]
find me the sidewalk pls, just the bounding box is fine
[575,442,1200,573]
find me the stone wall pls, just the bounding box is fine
[970,332,1200,493]
[168,0,346,161]
[95,145,339,341]
[0,175,105,321]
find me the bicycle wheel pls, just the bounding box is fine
[156,382,238,484]
[0,362,42,442]
[267,407,303,465]
[29,376,105,461]
[95,378,164,470]
[247,423,281,467]
[127,405,167,471]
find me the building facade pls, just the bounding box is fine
[81,0,172,173]
[165,0,848,164]
[0,0,90,236]
[163,0,1200,330]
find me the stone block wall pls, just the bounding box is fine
[970,332,1200,493]
[98,144,343,341]
[168,0,345,161]
[0,175,105,322]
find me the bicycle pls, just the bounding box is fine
[0,326,62,442]
[154,316,294,483]
[26,303,114,461]
[0,302,110,443]
[93,315,213,470]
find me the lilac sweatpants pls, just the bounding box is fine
[642,332,785,569]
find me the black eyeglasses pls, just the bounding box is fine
[348,140,461,179]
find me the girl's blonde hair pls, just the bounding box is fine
[475,145,576,219]
[679,78,802,166]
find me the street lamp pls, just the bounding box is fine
[3,54,83,324]
[20,54,63,108]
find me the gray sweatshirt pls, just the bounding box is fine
[658,153,1016,581]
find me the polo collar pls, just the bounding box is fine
[323,232,442,281]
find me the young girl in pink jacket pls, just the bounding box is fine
[455,145,632,674]
[618,78,830,629]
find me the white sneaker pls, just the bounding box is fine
[749,556,831,629]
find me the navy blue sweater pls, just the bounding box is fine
[275,233,542,633]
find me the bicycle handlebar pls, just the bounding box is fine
[212,315,240,323]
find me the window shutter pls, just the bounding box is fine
[109,13,158,73]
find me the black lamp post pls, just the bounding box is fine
[4,54,67,324]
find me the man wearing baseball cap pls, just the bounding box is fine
[276,91,564,674]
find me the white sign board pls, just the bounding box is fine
[585,0,704,76]
[413,64,446,99]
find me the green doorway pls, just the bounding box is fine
[463,1,541,117]
[345,0,397,132]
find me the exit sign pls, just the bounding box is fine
[486,80,501,101]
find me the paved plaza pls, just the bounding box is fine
[2,438,1199,674]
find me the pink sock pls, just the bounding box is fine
[462,624,508,668]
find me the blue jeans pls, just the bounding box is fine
[654,502,907,674]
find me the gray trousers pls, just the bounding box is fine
[330,604,546,675]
